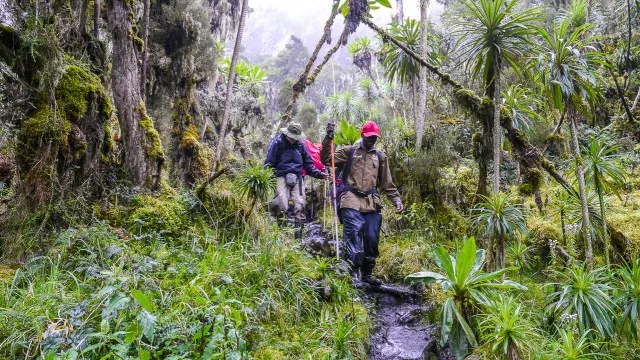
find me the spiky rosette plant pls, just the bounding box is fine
[235,165,276,215]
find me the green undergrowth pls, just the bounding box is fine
[0,185,371,359]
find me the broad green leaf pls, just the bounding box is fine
[406,271,448,284]
[377,0,392,8]
[441,298,454,346]
[192,324,212,341]
[470,248,485,275]
[451,301,477,346]
[139,349,150,360]
[132,289,155,313]
[469,266,517,284]
[137,309,157,342]
[469,288,491,307]
[125,322,141,343]
[482,279,528,291]
[455,237,477,285]
[433,246,455,280]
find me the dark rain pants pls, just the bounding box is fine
[341,208,382,276]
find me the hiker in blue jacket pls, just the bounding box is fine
[265,122,327,222]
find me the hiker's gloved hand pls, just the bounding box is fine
[326,122,335,139]
[321,172,329,179]
[394,200,404,213]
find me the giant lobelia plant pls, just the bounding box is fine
[407,237,527,358]
[546,265,616,339]
[617,259,640,339]
[235,165,276,216]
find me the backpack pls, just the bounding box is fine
[334,146,382,222]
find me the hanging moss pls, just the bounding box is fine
[137,103,165,160]
[55,65,109,121]
[471,132,483,160]
[540,158,556,173]
[134,36,145,53]
[172,99,194,125]
[519,168,542,196]
[69,124,88,162]
[518,183,534,196]
[454,89,480,109]
[16,108,71,170]
[180,125,200,151]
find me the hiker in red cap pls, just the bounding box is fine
[321,120,404,286]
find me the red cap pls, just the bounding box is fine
[361,121,380,137]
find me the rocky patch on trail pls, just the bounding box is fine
[365,286,440,360]
[302,221,338,256]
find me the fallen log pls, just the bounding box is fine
[355,282,422,300]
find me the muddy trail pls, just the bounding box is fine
[302,221,447,360]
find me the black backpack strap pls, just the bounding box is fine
[376,150,382,188]
[341,146,356,184]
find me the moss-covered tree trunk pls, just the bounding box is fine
[497,236,505,269]
[415,0,429,152]
[492,59,501,194]
[595,175,610,265]
[140,0,150,102]
[486,237,494,271]
[15,65,113,205]
[93,0,100,39]
[213,0,248,170]
[567,103,594,267]
[108,0,164,187]
[172,85,206,187]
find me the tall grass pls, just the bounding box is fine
[0,186,371,359]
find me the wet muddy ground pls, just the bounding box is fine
[302,221,447,360]
[364,285,438,360]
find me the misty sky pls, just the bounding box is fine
[242,0,443,60]
[250,0,424,21]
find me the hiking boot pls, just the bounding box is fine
[350,268,360,282]
[361,275,382,286]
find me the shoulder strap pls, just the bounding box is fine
[341,146,357,183]
[274,138,283,162]
[376,151,382,188]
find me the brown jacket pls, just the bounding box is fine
[321,137,401,213]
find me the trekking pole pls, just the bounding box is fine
[323,179,327,232]
[310,179,315,219]
[330,140,340,259]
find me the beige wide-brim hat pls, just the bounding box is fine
[281,122,306,141]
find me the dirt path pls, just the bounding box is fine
[302,221,442,360]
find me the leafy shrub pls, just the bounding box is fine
[407,237,527,358]
[546,265,616,339]
[334,119,360,146]
[127,193,187,238]
[235,165,275,213]
[527,215,563,265]
[478,295,539,359]
[616,259,640,339]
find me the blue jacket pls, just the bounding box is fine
[265,134,325,179]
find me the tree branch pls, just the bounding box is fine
[362,15,632,254]
[196,167,230,199]
[278,5,339,130]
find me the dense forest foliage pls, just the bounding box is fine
[1,0,640,358]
